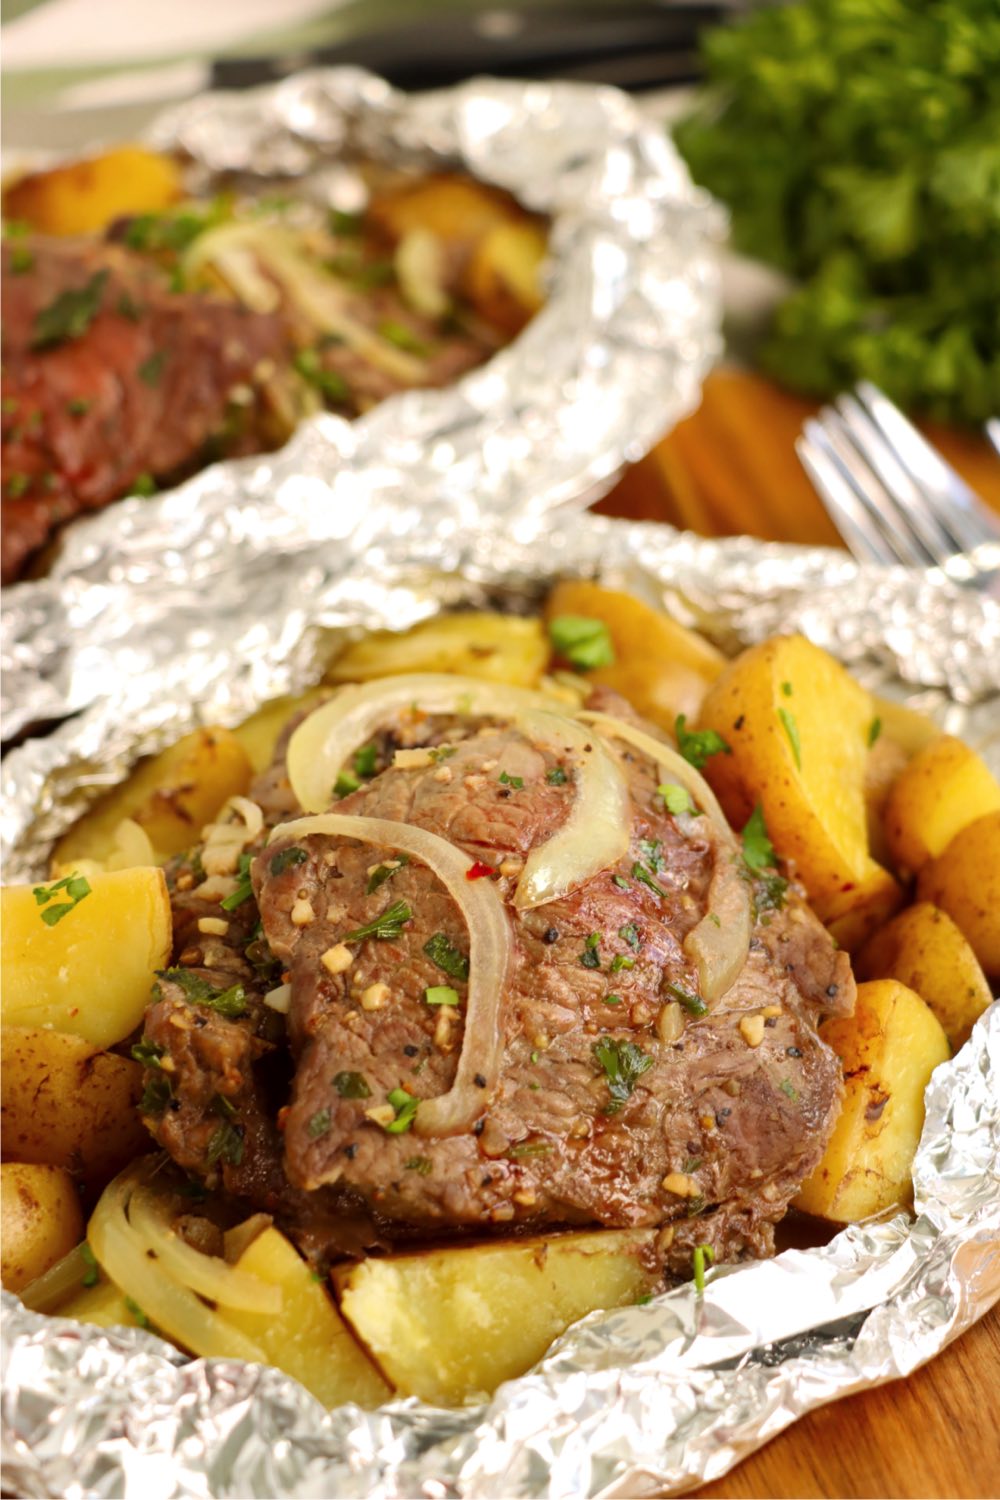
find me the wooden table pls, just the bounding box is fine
[601,369,1000,1499]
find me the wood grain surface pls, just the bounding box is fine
[601,368,1000,1499]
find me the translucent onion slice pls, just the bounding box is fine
[127,1185,281,1314]
[286,674,630,910]
[268,813,513,1138]
[578,710,751,1003]
[88,1167,270,1363]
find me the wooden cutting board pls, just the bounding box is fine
[600,368,1000,1499]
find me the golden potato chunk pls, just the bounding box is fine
[1,1163,84,1292]
[4,146,182,236]
[696,634,901,938]
[544,579,725,731]
[1,866,171,1048]
[864,734,910,869]
[856,903,993,1051]
[368,173,522,250]
[231,688,330,773]
[54,727,252,868]
[794,980,949,1223]
[463,220,547,336]
[0,1028,150,1191]
[917,811,1000,978]
[58,1275,145,1330]
[883,735,1000,880]
[326,612,548,688]
[334,1228,657,1406]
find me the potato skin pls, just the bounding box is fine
[4,146,182,236]
[917,811,1000,978]
[883,735,1000,880]
[0,1163,84,1292]
[0,1028,150,1191]
[0,866,171,1048]
[856,903,993,1050]
[793,980,950,1223]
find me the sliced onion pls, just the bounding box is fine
[268,812,513,1138]
[286,674,630,910]
[578,710,751,1003]
[128,1184,281,1314]
[395,228,449,318]
[201,796,264,877]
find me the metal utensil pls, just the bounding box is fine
[796,381,1000,576]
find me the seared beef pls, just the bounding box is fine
[1,239,289,581]
[141,691,853,1270]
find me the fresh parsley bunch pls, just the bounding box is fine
[675,0,1000,423]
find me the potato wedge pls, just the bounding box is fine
[544,580,725,731]
[855,904,993,1051]
[54,727,252,868]
[917,811,1000,978]
[868,696,939,758]
[864,734,910,869]
[4,146,182,236]
[326,612,548,688]
[462,220,547,336]
[217,1227,390,1408]
[231,688,330,774]
[1,867,171,1048]
[0,1028,150,1191]
[1,1163,84,1292]
[883,735,1000,880]
[367,173,522,249]
[335,1228,657,1406]
[58,1275,145,1330]
[793,980,949,1223]
[696,634,901,936]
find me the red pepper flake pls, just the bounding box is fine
[276,1106,290,1132]
[841,883,855,893]
[466,860,495,881]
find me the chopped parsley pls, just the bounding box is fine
[632,861,670,899]
[613,874,631,891]
[293,347,350,404]
[378,319,430,355]
[31,269,109,349]
[129,471,157,498]
[130,1039,164,1068]
[220,853,255,912]
[66,397,92,416]
[329,208,364,236]
[156,967,248,1018]
[506,1140,552,1158]
[207,1120,244,1166]
[779,1079,799,1101]
[404,1156,433,1174]
[547,614,616,670]
[610,954,635,973]
[80,1243,100,1289]
[384,1087,418,1133]
[117,291,142,321]
[658,783,696,815]
[32,872,91,926]
[334,1071,371,1099]
[619,922,641,951]
[425,985,460,1007]
[354,743,378,777]
[340,894,410,942]
[592,1038,654,1114]
[422,931,470,982]
[867,716,883,748]
[674,714,731,770]
[367,856,409,894]
[428,745,457,764]
[140,1073,172,1116]
[138,351,166,386]
[638,838,667,872]
[740,806,789,915]
[664,982,709,1018]
[547,766,568,785]
[692,1243,715,1295]
[781,681,793,697]
[778,707,802,769]
[499,770,524,790]
[334,770,361,798]
[124,1296,151,1329]
[579,933,602,969]
[124,211,212,254]
[212,1093,236,1119]
[10,245,34,274]
[270,846,308,876]
[603,994,623,1006]
[308,1108,331,1138]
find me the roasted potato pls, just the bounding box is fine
[326,612,548,688]
[883,735,1000,880]
[4,146,182,236]
[696,634,901,942]
[855,904,992,1051]
[0,1028,150,1191]
[0,1164,84,1292]
[0,866,171,1048]
[794,980,950,1223]
[58,1276,145,1330]
[544,580,725,730]
[868,696,940,758]
[462,220,547,335]
[916,811,1000,978]
[367,173,522,250]
[335,1228,657,1406]
[218,1227,391,1408]
[864,734,910,869]
[231,688,330,774]
[53,727,252,869]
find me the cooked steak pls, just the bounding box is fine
[1,238,290,581]
[139,687,852,1272]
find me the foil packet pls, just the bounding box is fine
[2,505,998,1497]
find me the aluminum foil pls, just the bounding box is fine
[0,65,722,735]
[2,501,999,1496]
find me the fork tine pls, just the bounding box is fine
[796,423,899,566]
[856,382,1000,551]
[814,408,935,566]
[987,418,1000,460]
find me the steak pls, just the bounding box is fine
[141,690,853,1272]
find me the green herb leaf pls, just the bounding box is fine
[592,1037,654,1114]
[124,210,214,254]
[367,855,409,894]
[638,838,667,872]
[157,968,248,1018]
[378,319,430,355]
[498,770,524,790]
[779,1078,799,1101]
[308,1108,331,1138]
[130,471,158,498]
[140,1073,172,1116]
[664,982,709,1018]
[354,743,378,777]
[547,614,616,670]
[80,1243,100,1288]
[404,1155,433,1174]
[610,954,635,973]
[619,922,641,951]
[658,783,696,815]
[10,245,34,274]
[130,1039,164,1068]
[778,707,802,769]
[547,766,568,785]
[692,1242,714,1295]
[31,269,108,349]
[868,716,883,748]
[67,397,92,416]
[781,681,793,697]
[579,946,601,970]
[384,1087,419,1133]
[32,873,91,926]
[425,985,460,1007]
[674,714,730,770]
[138,350,166,386]
[422,931,470,981]
[117,291,142,321]
[741,805,778,874]
[329,208,364,236]
[206,1120,244,1166]
[506,1140,552,1158]
[124,1295,151,1329]
[219,851,255,912]
[334,1071,371,1099]
[612,874,631,891]
[270,846,308,876]
[334,770,361,798]
[293,347,350,404]
[603,994,623,1006]
[632,862,670,899]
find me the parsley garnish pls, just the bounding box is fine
[868,716,883,748]
[124,1296,151,1329]
[130,1039,164,1068]
[619,922,641,951]
[330,208,364,236]
[778,707,802,769]
[632,861,669,899]
[219,851,254,912]
[610,954,635,973]
[157,968,248,1018]
[428,745,457,764]
[378,319,429,355]
[506,1140,552,1158]
[547,766,568,785]
[354,743,378,777]
[603,994,623,1006]
[138,351,166,386]
[308,1108,331,1138]
[638,838,667,872]
[207,1120,244,1166]
[692,1243,714,1295]
[67,397,92,416]
[499,770,524,789]
[658,783,696,815]
[664,982,709,1017]
[779,1078,799,1101]
[613,874,631,891]
[422,931,469,981]
[270,845,308,876]
[781,681,793,697]
[80,1243,100,1289]
[674,714,731,770]
[384,1087,418,1133]
[124,211,211,254]
[117,291,142,321]
[579,933,602,969]
[425,985,459,1007]
[334,1071,371,1099]
[31,269,108,349]
[405,1156,433,1174]
[367,856,409,894]
[32,872,91,926]
[740,806,789,915]
[129,471,157,497]
[10,245,33,274]
[140,1073,172,1116]
[334,770,360,798]
[592,1038,654,1114]
[547,614,616,670]
[293,347,350,404]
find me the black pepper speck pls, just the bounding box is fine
[403,1044,418,1057]
[786,1046,803,1058]
[542,927,560,944]
[344,1143,358,1159]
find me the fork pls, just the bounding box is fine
[795,381,1000,580]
